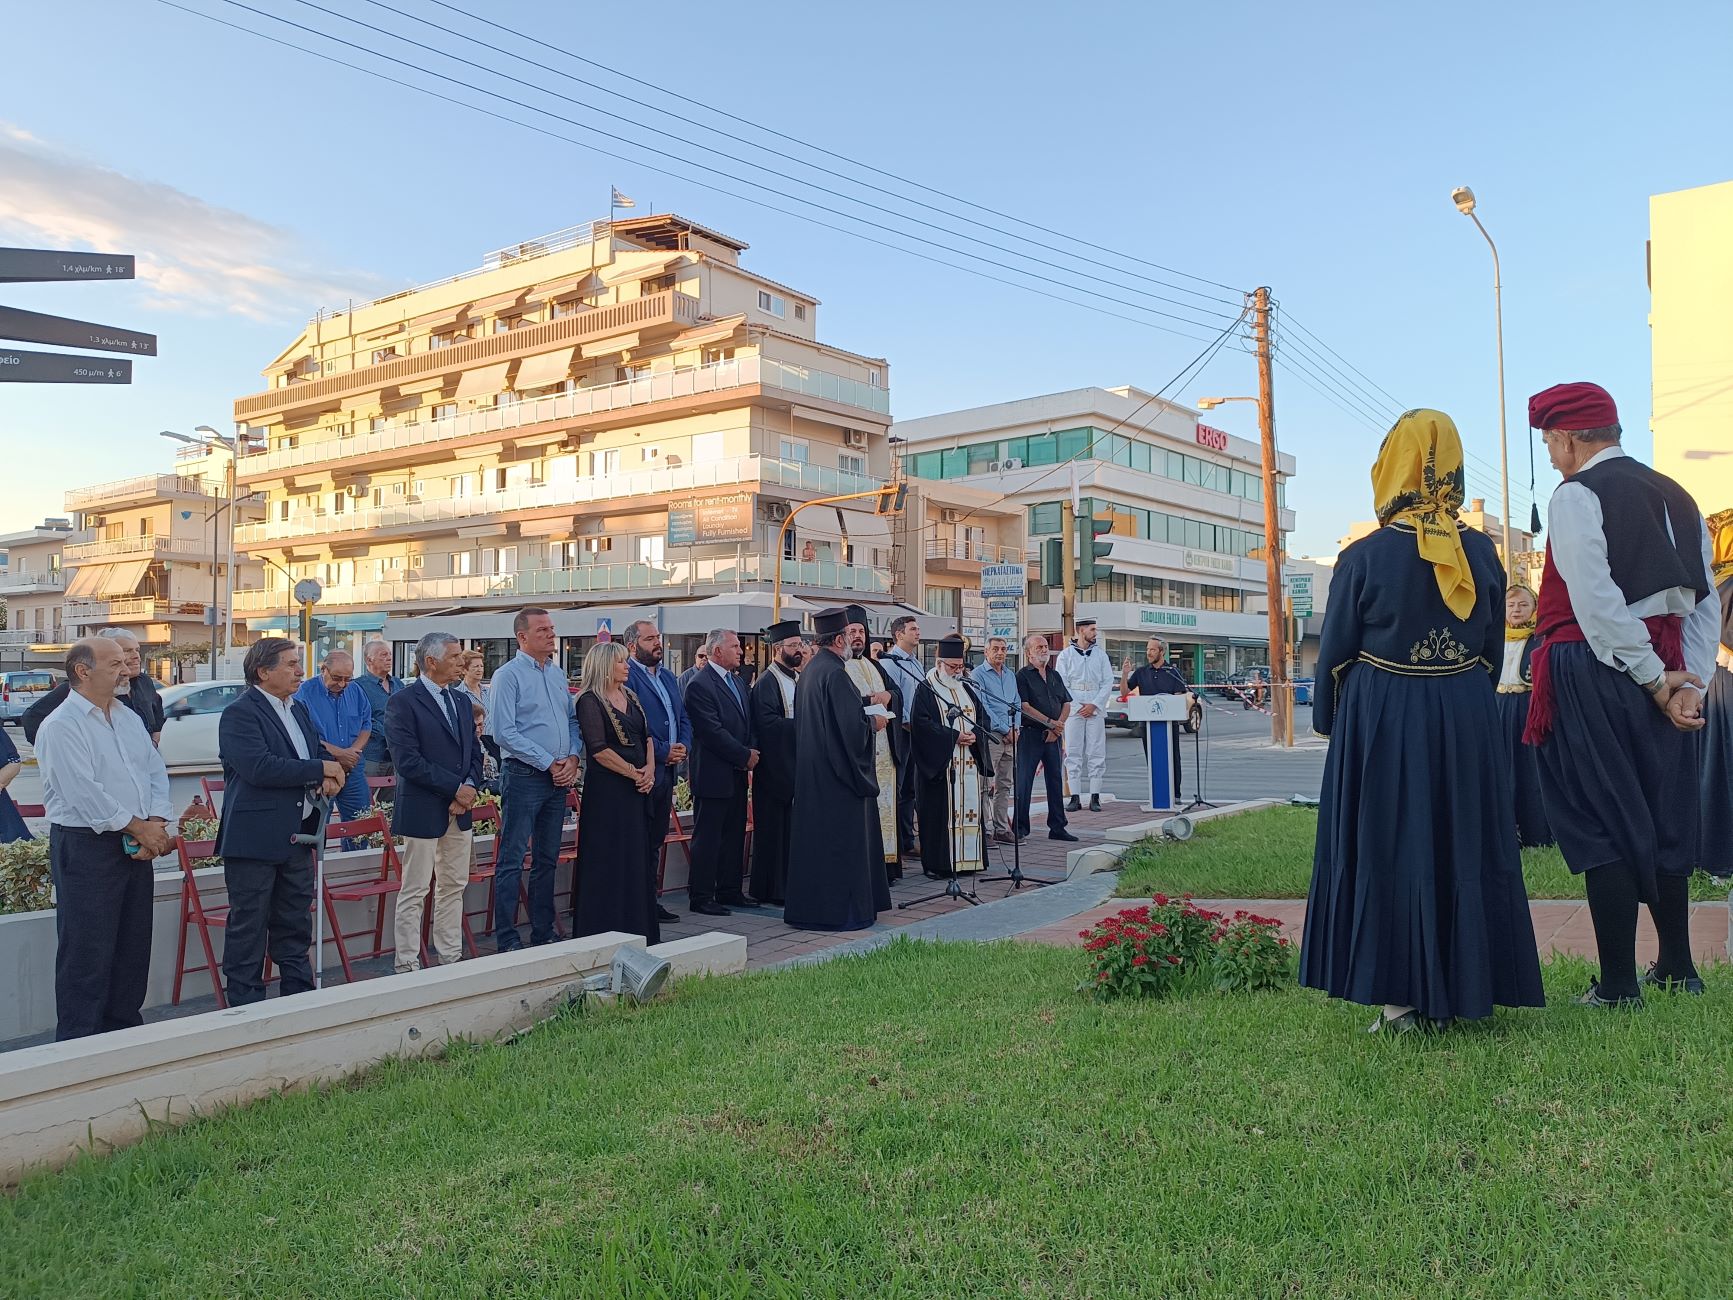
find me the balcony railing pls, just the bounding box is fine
[0,628,64,648]
[64,534,217,563]
[235,454,878,547]
[66,597,209,623]
[0,575,67,596]
[234,353,889,480]
[234,289,704,422]
[64,473,212,512]
[235,554,891,614]
[923,541,1023,564]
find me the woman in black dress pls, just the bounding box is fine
[1496,584,1553,847]
[1301,409,1544,1033]
[1701,509,1733,879]
[573,641,660,945]
[0,725,30,843]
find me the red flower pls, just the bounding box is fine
[1149,923,1169,937]
[1132,955,1149,967]
[1166,954,1182,965]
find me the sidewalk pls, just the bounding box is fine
[1022,897,1731,966]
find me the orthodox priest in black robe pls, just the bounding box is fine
[783,608,893,931]
[748,620,802,906]
[910,636,996,880]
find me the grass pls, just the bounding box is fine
[1,941,1730,1298]
[1116,805,1732,902]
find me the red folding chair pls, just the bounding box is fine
[658,804,693,897]
[365,774,396,802]
[169,835,276,1007]
[199,776,225,812]
[14,803,45,820]
[460,800,502,957]
[319,812,404,984]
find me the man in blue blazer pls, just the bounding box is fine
[217,638,345,1005]
[384,631,483,973]
[625,619,690,923]
[681,628,759,916]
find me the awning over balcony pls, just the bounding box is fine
[512,347,576,392]
[794,507,845,546]
[453,360,512,401]
[672,314,746,350]
[64,559,150,600]
[517,516,576,539]
[580,331,641,359]
[838,510,891,542]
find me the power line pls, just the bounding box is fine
[226,0,1238,335]
[357,0,1249,314]
[154,0,1226,347]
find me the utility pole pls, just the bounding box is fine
[1253,286,1288,748]
[1060,499,1076,644]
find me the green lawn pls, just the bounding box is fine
[3,941,1731,1298]
[1116,805,1732,902]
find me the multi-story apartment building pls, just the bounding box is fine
[229,214,924,673]
[1337,499,1536,583]
[896,385,1299,682]
[0,520,75,669]
[887,477,1026,656]
[61,441,264,678]
[1650,179,1733,516]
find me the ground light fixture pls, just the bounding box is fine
[610,946,672,1002]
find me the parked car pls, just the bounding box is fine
[157,679,248,770]
[0,670,60,725]
[1105,690,1203,735]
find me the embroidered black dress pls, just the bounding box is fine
[1700,576,1733,876]
[1301,523,1544,1021]
[1495,634,1554,847]
[574,690,659,945]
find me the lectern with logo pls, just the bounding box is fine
[1125,694,1190,811]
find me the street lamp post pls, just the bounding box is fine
[160,427,241,666]
[1451,186,1514,577]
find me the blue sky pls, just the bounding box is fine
[2,0,1728,556]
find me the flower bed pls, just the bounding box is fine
[1080,895,1292,1000]
[0,838,52,916]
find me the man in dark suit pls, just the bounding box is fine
[625,618,690,924]
[748,620,803,906]
[216,638,344,1005]
[385,631,483,973]
[681,627,758,916]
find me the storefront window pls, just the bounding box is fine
[474,638,515,677]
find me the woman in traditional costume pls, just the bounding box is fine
[1496,584,1554,847]
[1300,410,1545,1033]
[1700,509,1733,880]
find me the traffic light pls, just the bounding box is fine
[874,481,907,515]
[1040,537,1064,587]
[1077,505,1114,588]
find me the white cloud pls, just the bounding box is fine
[0,123,380,322]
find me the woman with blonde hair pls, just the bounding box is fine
[1301,409,1544,1033]
[572,640,659,943]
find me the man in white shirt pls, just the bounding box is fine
[1525,381,1717,1008]
[36,637,173,1040]
[1056,618,1114,812]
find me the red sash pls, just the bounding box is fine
[1524,542,1685,744]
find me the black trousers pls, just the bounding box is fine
[750,791,793,904]
[895,723,920,852]
[50,826,154,1041]
[222,841,317,1006]
[690,786,747,906]
[1014,732,1069,837]
[645,769,675,896]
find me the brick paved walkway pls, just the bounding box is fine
[1021,896,1731,966]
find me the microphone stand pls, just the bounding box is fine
[978,713,1056,892]
[1181,691,1218,815]
[899,700,982,909]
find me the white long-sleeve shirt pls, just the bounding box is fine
[36,691,172,833]
[1548,445,1718,690]
[1055,640,1116,711]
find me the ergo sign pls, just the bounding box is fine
[1195,423,1229,452]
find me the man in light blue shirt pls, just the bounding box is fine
[970,635,1020,842]
[488,607,582,950]
[293,650,374,823]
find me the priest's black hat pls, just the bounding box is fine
[937,634,967,658]
[763,619,802,644]
[813,607,850,637]
[844,603,871,628]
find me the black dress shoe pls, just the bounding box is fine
[1049,829,1079,842]
[1088,795,1101,812]
[656,906,680,923]
[690,901,733,917]
[1576,982,1644,1009]
[1367,1009,1420,1035]
[718,893,760,908]
[1640,965,1706,995]
[1065,796,1082,812]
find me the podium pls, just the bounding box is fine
[1124,694,1190,812]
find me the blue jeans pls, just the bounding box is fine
[494,759,565,949]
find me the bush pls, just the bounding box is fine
[0,837,52,916]
[1080,895,1292,1001]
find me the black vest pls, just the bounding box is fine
[1570,454,1708,605]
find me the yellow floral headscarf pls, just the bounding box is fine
[1709,509,1733,584]
[1371,409,1475,620]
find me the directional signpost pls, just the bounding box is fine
[0,247,151,385]
[1288,571,1314,619]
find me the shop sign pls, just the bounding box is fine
[1183,549,1235,576]
[1139,608,1200,629]
[1195,423,1229,452]
[666,492,756,545]
[979,563,1027,598]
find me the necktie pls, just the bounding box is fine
[440,687,462,738]
[726,672,744,713]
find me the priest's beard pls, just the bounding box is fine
[778,651,803,672]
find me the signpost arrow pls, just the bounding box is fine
[0,248,136,283]
[0,305,156,356]
[0,347,132,384]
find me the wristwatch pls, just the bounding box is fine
[1639,671,1666,697]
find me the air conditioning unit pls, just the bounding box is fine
[940,508,963,525]
[988,460,1003,472]
[843,429,867,450]
[344,483,366,498]
[762,501,790,522]
[1002,457,1023,470]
